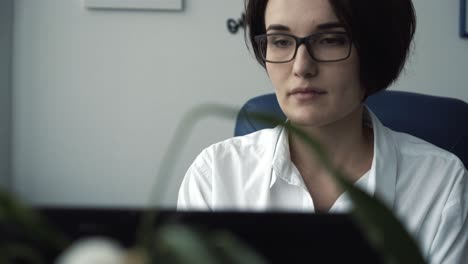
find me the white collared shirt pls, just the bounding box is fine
[177,108,468,263]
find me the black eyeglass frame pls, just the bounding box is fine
[254,32,353,63]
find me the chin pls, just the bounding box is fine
[286,112,330,128]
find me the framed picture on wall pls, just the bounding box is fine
[85,0,183,11]
[461,0,468,38]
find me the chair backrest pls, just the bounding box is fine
[234,91,468,168]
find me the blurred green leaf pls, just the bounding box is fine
[155,224,224,264]
[154,225,267,264]
[210,231,268,264]
[0,103,427,264]
[0,190,69,253]
[0,243,45,264]
[254,112,427,264]
[143,104,426,263]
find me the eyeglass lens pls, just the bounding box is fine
[259,33,351,62]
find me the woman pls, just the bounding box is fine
[178,0,467,262]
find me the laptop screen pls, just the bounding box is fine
[39,208,382,263]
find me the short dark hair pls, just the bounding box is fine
[244,0,416,97]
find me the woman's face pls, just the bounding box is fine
[264,0,364,128]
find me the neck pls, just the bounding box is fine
[288,105,373,180]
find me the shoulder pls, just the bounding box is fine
[382,128,468,256]
[389,131,468,263]
[385,128,467,211]
[367,106,465,173]
[378,124,467,208]
[178,127,282,210]
[388,128,465,171]
[194,126,282,164]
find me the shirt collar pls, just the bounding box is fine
[269,107,398,209]
[270,125,293,188]
[366,106,398,209]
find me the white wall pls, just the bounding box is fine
[0,0,13,190]
[393,0,468,100]
[12,0,270,207]
[11,0,468,207]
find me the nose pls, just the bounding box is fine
[292,44,318,79]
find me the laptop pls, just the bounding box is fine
[37,208,382,263]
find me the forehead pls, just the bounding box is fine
[264,0,339,34]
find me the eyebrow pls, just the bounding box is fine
[266,22,344,32]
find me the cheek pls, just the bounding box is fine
[336,66,360,90]
[329,53,363,98]
[266,63,290,90]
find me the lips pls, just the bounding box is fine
[288,87,327,96]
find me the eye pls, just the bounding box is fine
[268,36,294,48]
[317,34,349,46]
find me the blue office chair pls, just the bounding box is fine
[234,91,468,168]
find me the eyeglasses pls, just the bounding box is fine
[254,32,352,63]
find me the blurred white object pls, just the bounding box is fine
[56,237,124,264]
